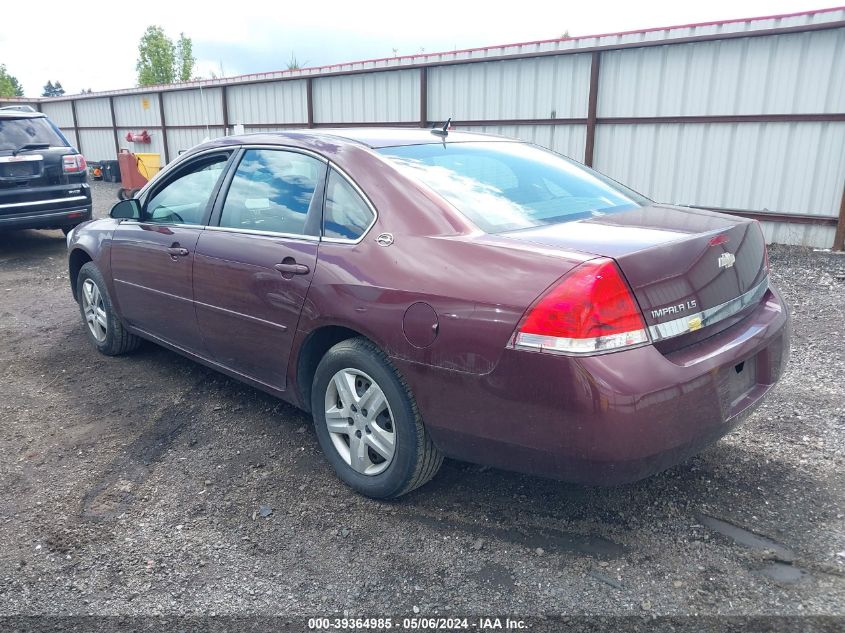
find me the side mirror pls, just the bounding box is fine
[110,199,141,220]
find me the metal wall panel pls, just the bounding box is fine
[40,101,74,127]
[313,69,420,123]
[429,55,593,121]
[116,128,165,158]
[455,124,587,161]
[113,93,161,127]
[598,29,845,117]
[75,98,112,127]
[61,128,79,150]
[227,80,307,125]
[759,220,835,248]
[164,88,224,127]
[593,121,844,246]
[77,129,115,162]
[166,127,226,156]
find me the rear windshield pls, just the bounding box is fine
[379,141,648,233]
[0,117,67,152]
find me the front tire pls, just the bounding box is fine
[311,337,443,499]
[76,262,141,356]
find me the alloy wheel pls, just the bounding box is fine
[81,278,107,343]
[324,368,396,475]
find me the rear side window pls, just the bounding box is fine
[323,170,374,240]
[219,149,324,236]
[0,117,67,151]
[379,142,648,233]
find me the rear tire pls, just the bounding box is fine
[76,262,141,356]
[311,337,443,499]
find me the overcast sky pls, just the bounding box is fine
[0,0,834,96]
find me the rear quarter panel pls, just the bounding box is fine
[297,145,594,382]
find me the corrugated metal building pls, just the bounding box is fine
[3,6,843,248]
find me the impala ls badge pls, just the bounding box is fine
[718,252,736,269]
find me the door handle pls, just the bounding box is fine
[167,247,189,257]
[274,262,310,275]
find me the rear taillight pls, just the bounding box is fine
[62,154,87,174]
[509,258,649,355]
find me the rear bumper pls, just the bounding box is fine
[0,204,92,230]
[396,285,790,485]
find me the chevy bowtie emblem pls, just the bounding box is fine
[688,316,703,331]
[718,252,736,269]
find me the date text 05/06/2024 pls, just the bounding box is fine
[307,616,528,630]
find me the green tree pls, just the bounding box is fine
[42,80,65,97]
[176,33,195,82]
[0,64,24,97]
[136,26,176,86]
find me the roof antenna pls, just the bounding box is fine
[430,117,451,138]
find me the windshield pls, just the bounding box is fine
[379,141,649,233]
[0,117,67,152]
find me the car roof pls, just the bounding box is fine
[0,110,46,119]
[220,127,513,150]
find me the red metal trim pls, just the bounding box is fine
[242,123,303,129]
[689,206,839,226]
[598,113,845,124]
[452,118,588,127]
[157,92,170,163]
[584,52,601,166]
[313,121,419,128]
[82,112,844,133]
[158,92,170,165]
[108,96,120,156]
[833,184,845,250]
[221,85,230,133]
[306,78,314,129]
[419,68,428,128]
[69,99,81,155]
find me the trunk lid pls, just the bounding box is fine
[501,204,769,344]
[0,147,70,189]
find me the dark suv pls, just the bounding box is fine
[0,109,92,234]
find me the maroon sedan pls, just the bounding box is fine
[66,129,789,498]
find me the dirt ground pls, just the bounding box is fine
[0,180,843,621]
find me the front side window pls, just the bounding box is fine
[219,149,324,235]
[144,155,228,225]
[379,142,648,233]
[323,170,375,240]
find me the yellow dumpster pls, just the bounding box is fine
[135,153,161,180]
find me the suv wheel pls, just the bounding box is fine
[311,338,443,499]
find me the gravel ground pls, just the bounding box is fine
[0,179,843,621]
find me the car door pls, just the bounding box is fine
[110,151,232,354]
[193,147,327,391]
